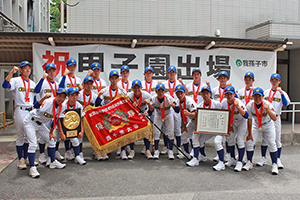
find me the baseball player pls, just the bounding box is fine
[86,62,107,94]
[117,65,132,93]
[243,87,279,175]
[237,71,255,106]
[186,86,223,167]
[126,79,154,159]
[162,65,182,155]
[23,88,67,178]
[151,83,179,160]
[57,87,86,165]
[34,63,64,163]
[2,61,37,170]
[211,71,231,162]
[174,85,197,159]
[257,73,290,169]
[220,85,248,172]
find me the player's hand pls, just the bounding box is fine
[11,66,19,74]
[43,93,52,99]
[98,89,105,97]
[87,69,93,76]
[145,99,150,105]
[78,85,83,91]
[229,125,234,133]
[50,132,56,141]
[205,80,210,87]
[78,132,83,138]
[194,130,200,134]
[60,134,66,141]
[142,112,148,117]
[157,81,162,84]
[63,69,70,76]
[246,134,253,141]
[42,73,48,79]
[264,103,269,110]
[168,101,175,107]
[183,109,189,116]
[132,102,137,108]
[277,87,283,94]
[178,78,184,85]
[249,86,254,90]
[181,125,187,134]
[234,100,239,106]
[226,82,232,86]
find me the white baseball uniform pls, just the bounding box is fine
[100,86,127,106]
[117,79,132,93]
[59,75,82,89]
[186,81,206,106]
[91,77,107,94]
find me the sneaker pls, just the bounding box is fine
[79,152,84,159]
[46,157,51,167]
[65,150,75,160]
[38,153,47,164]
[49,160,66,169]
[225,157,237,167]
[70,148,75,157]
[125,146,131,154]
[141,146,146,154]
[94,152,102,161]
[17,158,27,170]
[120,150,128,160]
[186,157,199,167]
[75,155,86,165]
[213,154,219,162]
[256,157,267,167]
[225,153,231,162]
[234,161,243,172]
[116,148,121,156]
[198,154,208,162]
[145,150,153,159]
[277,158,284,169]
[189,149,194,157]
[213,161,225,171]
[25,158,38,166]
[29,166,40,178]
[271,163,279,175]
[160,147,168,155]
[128,150,135,159]
[55,151,64,161]
[153,150,160,159]
[242,160,253,171]
[168,150,175,160]
[176,151,191,159]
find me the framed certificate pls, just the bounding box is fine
[61,108,81,139]
[195,108,230,135]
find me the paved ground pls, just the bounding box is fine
[1,124,300,200]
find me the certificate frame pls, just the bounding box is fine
[195,108,230,135]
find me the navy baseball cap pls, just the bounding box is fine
[225,85,235,94]
[120,65,130,72]
[144,66,154,73]
[132,79,142,87]
[270,73,281,81]
[56,88,67,95]
[67,87,79,95]
[91,62,101,70]
[19,61,32,68]
[156,83,165,91]
[201,86,212,94]
[218,71,229,79]
[109,70,119,78]
[244,71,254,79]
[253,87,264,96]
[66,58,77,66]
[175,85,185,93]
[192,68,202,75]
[83,76,93,83]
[45,63,56,71]
[167,65,177,73]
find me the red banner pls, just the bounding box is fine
[83,95,152,156]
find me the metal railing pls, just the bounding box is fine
[281,102,300,133]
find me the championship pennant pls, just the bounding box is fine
[83,95,152,156]
[61,108,81,139]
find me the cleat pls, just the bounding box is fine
[242,160,253,171]
[65,150,75,160]
[213,161,225,171]
[79,152,84,159]
[38,153,47,164]
[277,158,284,169]
[145,150,153,159]
[225,157,237,167]
[29,166,40,178]
[168,150,175,160]
[75,155,86,165]
[55,151,64,161]
[256,157,267,167]
[160,147,168,155]
[198,154,207,162]
[141,146,146,154]
[49,159,66,169]
[153,150,160,159]
[128,150,135,159]
[186,157,199,167]
[271,163,279,175]
[17,158,27,170]
[234,161,243,172]
[120,150,128,160]
[213,154,219,162]
[225,153,231,162]
[116,148,121,156]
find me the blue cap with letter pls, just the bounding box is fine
[156,83,165,91]
[91,62,101,70]
[66,58,77,66]
[225,85,235,94]
[45,63,56,71]
[56,88,67,95]
[192,68,202,75]
[252,87,264,96]
[109,70,119,77]
[175,85,185,93]
[270,73,281,81]
[244,71,254,79]
[167,65,177,73]
[201,86,212,94]
[20,61,32,68]
[120,65,130,72]
[132,79,142,87]
[83,76,93,83]
[217,71,229,79]
[144,66,154,73]
[67,87,79,95]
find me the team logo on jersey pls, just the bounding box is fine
[102,109,129,132]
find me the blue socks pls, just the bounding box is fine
[64,140,70,151]
[261,145,268,157]
[27,153,35,167]
[169,139,174,150]
[270,151,278,164]
[23,143,28,159]
[200,146,206,157]
[73,145,80,157]
[217,149,225,162]
[56,142,60,151]
[154,140,159,150]
[246,151,254,162]
[277,147,282,158]
[238,147,245,162]
[130,142,134,150]
[48,147,56,162]
[225,141,229,153]
[16,145,23,160]
[163,135,168,148]
[39,143,45,154]
[79,143,83,153]
[193,147,200,159]
[190,139,193,149]
[176,136,181,148]
[183,143,189,154]
[144,138,150,150]
[228,145,235,158]
[121,146,126,151]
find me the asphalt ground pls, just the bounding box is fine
[0,145,300,200]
